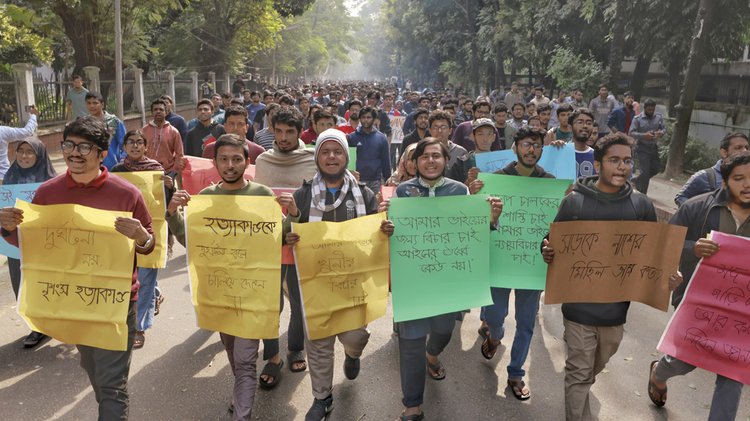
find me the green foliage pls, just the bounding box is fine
[546,47,605,94]
[658,121,720,174]
[0,4,53,71]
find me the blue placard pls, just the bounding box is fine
[0,183,42,259]
[475,143,577,180]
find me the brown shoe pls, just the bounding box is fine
[133,331,145,349]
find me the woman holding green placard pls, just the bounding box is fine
[380,137,503,421]
[5,137,56,348]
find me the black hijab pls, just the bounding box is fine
[4,138,57,184]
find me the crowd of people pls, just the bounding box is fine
[0,78,747,421]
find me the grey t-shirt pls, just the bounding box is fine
[67,87,89,119]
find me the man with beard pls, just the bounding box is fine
[567,108,597,178]
[338,100,362,135]
[202,106,263,163]
[185,99,225,157]
[508,103,527,131]
[470,127,553,402]
[647,151,749,421]
[629,98,665,194]
[279,129,391,421]
[402,96,431,135]
[166,134,276,421]
[589,84,616,138]
[607,91,635,134]
[142,99,184,177]
[542,133,657,421]
[401,108,430,150]
[347,106,391,193]
[245,90,265,123]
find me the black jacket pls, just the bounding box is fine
[291,180,379,224]
[553,176,656,326]
[495,161,555,178]
[668,188,728,308]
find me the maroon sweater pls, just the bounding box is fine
[3,167,155,300]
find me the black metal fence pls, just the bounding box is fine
[0,72,19,126]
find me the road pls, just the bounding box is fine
[0,239,747,421]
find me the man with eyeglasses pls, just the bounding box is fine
[541,133,656,421]
[428,110,468,173]
[0,116,155,420]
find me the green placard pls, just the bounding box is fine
[389,195,492,322]
[477,173,570,289]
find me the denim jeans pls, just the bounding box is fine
[136,268,158,332]
[483,287,541,378]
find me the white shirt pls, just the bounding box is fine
[0,114,37,177]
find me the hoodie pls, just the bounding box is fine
[553,176,656,326]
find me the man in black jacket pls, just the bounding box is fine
[647,151,749,420]
[542,133,657,421]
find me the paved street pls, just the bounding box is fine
[0,237,747,420]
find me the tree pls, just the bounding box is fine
[0,4,53,72]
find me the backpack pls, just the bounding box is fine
[705,168,718,190]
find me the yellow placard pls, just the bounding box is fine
[293,213,389,340]
[113,171,167,268]
[16,200,135,351]
[185,195,282,339]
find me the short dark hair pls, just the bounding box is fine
[412,137,450,168]
[160,94,174,105]
[63,116,111,151]
[124,129,147,146]
[279,95,295,106]
[151,98,168,111]
[197,99,214,110]
[442,103,456,112]
[493,103,509,114]
[428,110,453,128]
[513,127,545,145]
[72,74,83,81]
[536,104,552,113]
[85,91,104,102]
[512,102,525,111]
[366,90,381,101]
[418,96,430,104]
[534,85,545,91]
[594,132,634,163]
[213,133,249,160]
[598,84,608,90]
[720,132,749,151]
[230,99,243,106]
[556,103,573,116]
[271,108,303,133]
[221,92,233,100]
[413,107,430,120]
[250,90,260,97]
[265,103,281,114]
[348,99,363,110]
[312,109,334,124]
[623,91,633,98]
[473,100,491,113]
[359,105,377,119]
[720,151,750,182]
[568,107,595,126]
[643,98,657,108]
[224,104,248,122]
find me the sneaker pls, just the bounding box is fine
[343,354,360,380]
[304,395,333,421]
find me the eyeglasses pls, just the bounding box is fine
[125,140,146,146]
[605,157,634,167]
[431,125,450,132]
[519,141,543,150]
[61,140,100,156]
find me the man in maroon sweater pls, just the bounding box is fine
[0,116,155,420]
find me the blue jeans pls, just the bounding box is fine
[483,287,541,378]
[136,268,158,332]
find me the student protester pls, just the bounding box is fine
[401,108,430,151]
[85,92,126,170]
[380,137,503,421]
[427,110,469,174]
[254,103,281,151]
[551,108,597,179]
[628,98,665,194]
[508,103,527,131]
[3,136,56,348]
[280,129,392,421]
[202,106,264,164]
[647,152,750,421]
[450,100,503,152]
[347,106,391,193]
[589,84,616,138]
[469,127,552,401]
[541,133,657,421]
[536,104,552,131]
[0,105,39,183]
[448,118,496,184]
[491,103,516,150]
[185,99,225,157]
[301,109,337,145]
[545,103,574,144]
[161,95,188,144]
[142,99,185,178]
[386,143,418,186]
[607,92,635,134]
[1,116,155,419]
[166,134,276,421]
[338,100,362,135]
[111,130,176,349]
[674,132,749,206]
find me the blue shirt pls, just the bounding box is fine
[575,147,597,178]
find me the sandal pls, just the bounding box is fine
[426,358,446,381]
[508,377,531,400]
[481,337,500,360]
[648,360,667,407]
[154,290,165,316]
[133,331,145,349]
[397,411,425,421]
[259,360,284,390]
[478,323,489,340]
[287,350,307,373]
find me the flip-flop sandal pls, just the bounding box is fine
[427,359,446,381]
[154,293,165,316]
[259,360,284,390]
[287,350,307,373]
[648,360,667,407]
[481,337,500,360]
[397,411,425,421]
[133,331,145,349]
[508,378,531,400]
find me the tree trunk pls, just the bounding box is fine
[52,0,105,75]
[606,0,628,95]
[465,0,479,96]
[495,42,506,86]
[666,58,683,118]
[665,0,715,179]
[630,51,653,100]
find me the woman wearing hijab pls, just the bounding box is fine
[111,130,175,349]
[386,143,418,187]
[5,137,57,348]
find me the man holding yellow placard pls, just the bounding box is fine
[0,116,155,421]
[281,128,393,421]
[167,133,283,421]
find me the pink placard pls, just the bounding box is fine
[181,156,256,195]
[657,231,750,385]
